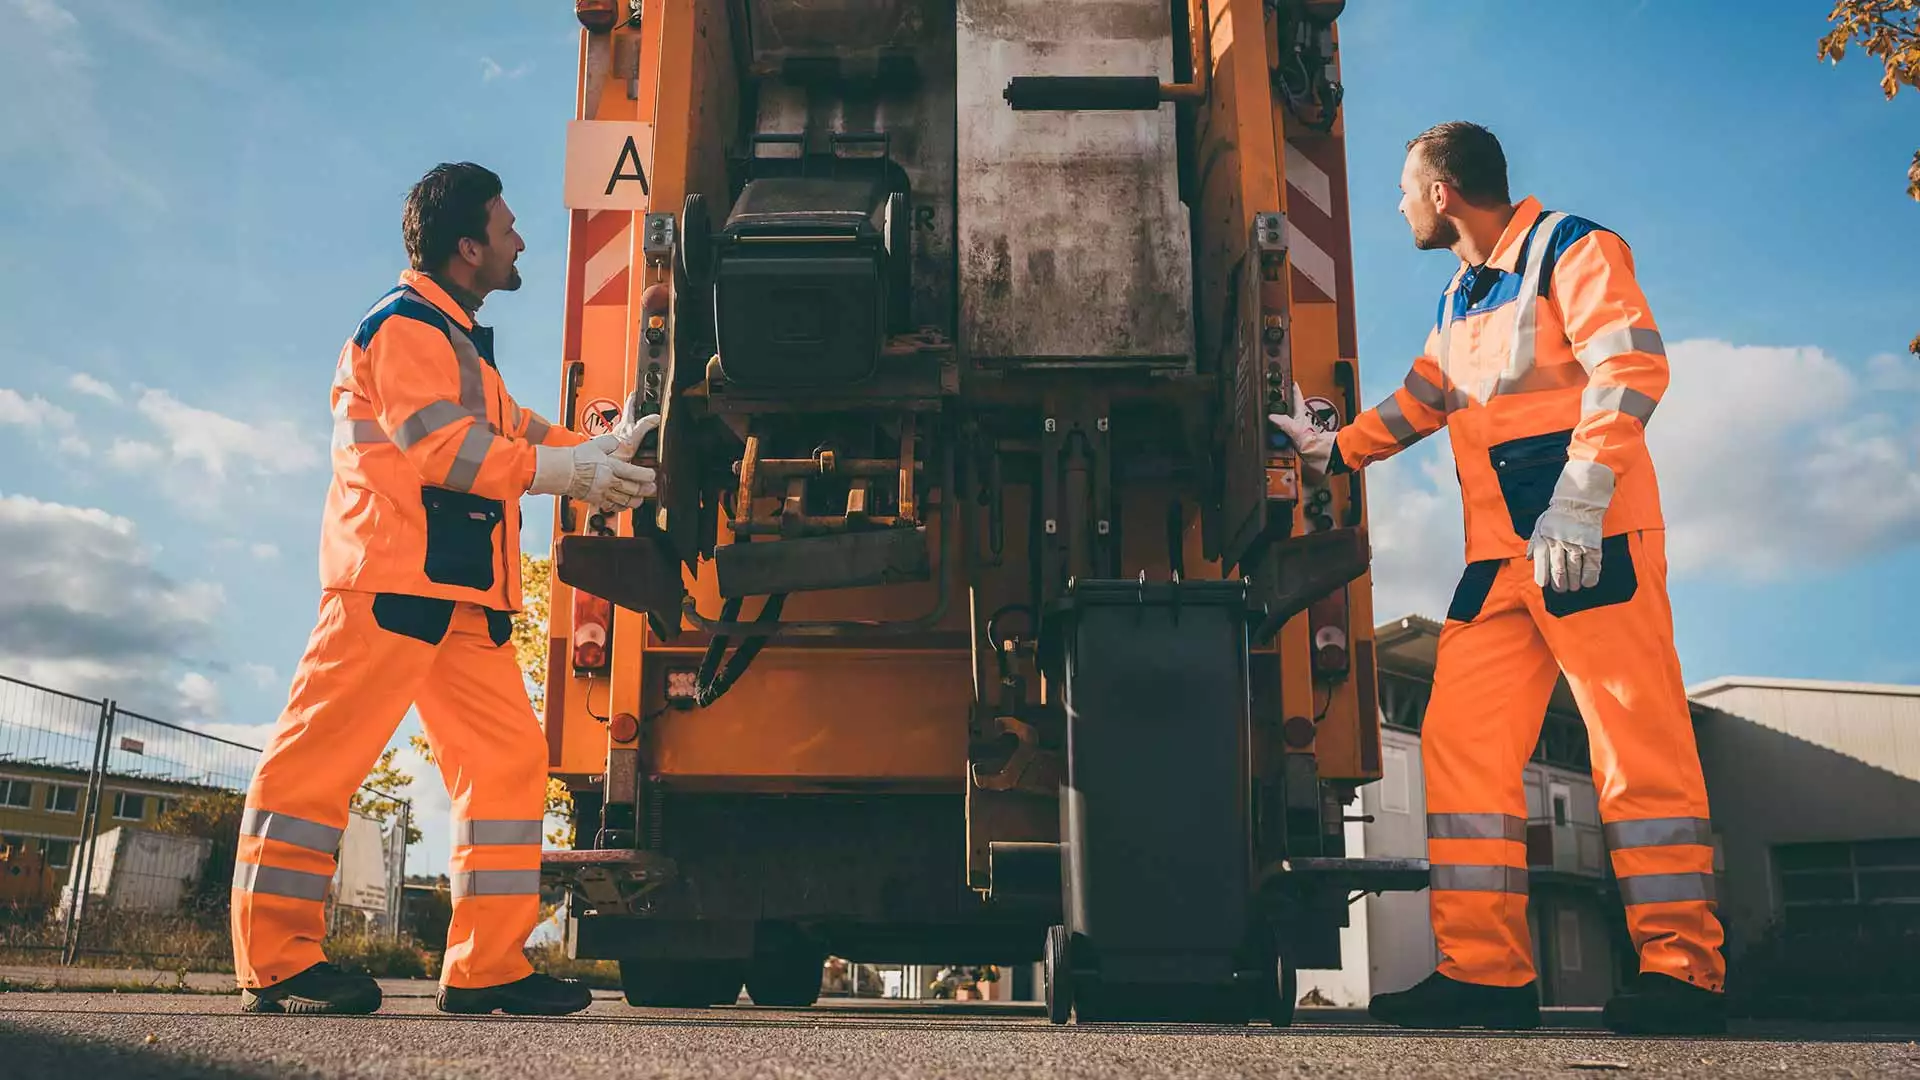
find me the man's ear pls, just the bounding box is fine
[456,235,483,267]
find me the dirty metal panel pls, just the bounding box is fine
[751,1,958,335]
[954,0,1195,367]
[745,0,926,65]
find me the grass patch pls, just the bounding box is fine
[324,930,434,979]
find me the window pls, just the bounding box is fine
[42,839,73,869]
[1776,839,1920,917]
[0,779,31,808]
[1557,909,1583,972]
[1379,746,1411,815]
[1550,783,1571,828]
[45,785,79,814]
[112,792,147,821]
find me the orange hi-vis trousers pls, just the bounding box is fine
[1424,529,1725,992]
[231,589,547,990]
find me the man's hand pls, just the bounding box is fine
[1527,501,1604,593]
[1267,382,1335,481]
[529,413,661,512]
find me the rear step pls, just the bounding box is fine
[540,849,677,917]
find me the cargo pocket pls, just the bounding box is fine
[1445,560,1502,623]
[1489,429,1573,539]
[421,486,502,592]
[485,609,513,647]
[372,593,457,645]
[1543,533,1638,618]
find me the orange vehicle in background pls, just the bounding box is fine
[538,0,1425,1025]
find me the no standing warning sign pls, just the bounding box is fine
[563,121,655,211]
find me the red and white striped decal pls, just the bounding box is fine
[1283,134,1359,359]
[583,209,631,306]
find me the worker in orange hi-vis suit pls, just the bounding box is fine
[231,162,658,1017]
[1271,122,1725,1036]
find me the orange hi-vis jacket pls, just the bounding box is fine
[324,270,583,611]
[1333,196,1667,562]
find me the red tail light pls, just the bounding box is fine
[572,589,613,673]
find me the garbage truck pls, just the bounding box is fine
[539,0,1427,1024]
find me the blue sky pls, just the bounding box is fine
[0,1,1914,874]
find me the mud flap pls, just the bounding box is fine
[555,527,686,622]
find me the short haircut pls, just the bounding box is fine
[1406,122,1510,207]
[402,162,503,272]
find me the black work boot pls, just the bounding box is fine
[1368,970,1541,1030]
[1603,972,1727,1035]
[438,972,594,1016]
[239,962,381,1015]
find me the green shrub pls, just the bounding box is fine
[323,930,432,979]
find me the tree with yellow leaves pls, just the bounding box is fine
[1819,0,1920,353]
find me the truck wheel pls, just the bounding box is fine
[1043,924,1072,1024]
[619,959,743,1009]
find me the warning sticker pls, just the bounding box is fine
[580,397,621,437]
[1302,396,1342,433]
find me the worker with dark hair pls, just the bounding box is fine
[1272,121,1727,1035]
[229,162,656,1016]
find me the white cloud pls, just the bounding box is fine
[240,663,277,690]
[176,671,222,719]
[249,542,280,561]
[1359,339,1920,620]
[480,56,529,82]
[0,492,223,718]
[133,387,322,480]
[68,372,118,402]
[0,387,77,430]
[106,438,163,469]
[1867,351,1920,393]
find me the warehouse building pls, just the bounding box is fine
[1299,616,1920,1014]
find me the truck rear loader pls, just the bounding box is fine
[539,0,1428,1024]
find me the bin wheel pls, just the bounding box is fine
[1266,955,1298,1028]
[1044,924,1072,1024]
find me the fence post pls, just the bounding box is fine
[61,698,117,965]
[393,798,412,940]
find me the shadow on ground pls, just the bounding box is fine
[0,1019,279,1080]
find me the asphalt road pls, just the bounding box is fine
[3,988,1917,1079]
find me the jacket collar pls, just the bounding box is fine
[398,269,475,330]
[1485,195,1544,274]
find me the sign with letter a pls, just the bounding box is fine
[564,120,655,211]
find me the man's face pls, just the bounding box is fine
[1398,149,1458,251]
[468,195,525,293]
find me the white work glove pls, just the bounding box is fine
[529,413,661,512]
[1267,382,1335,481]
[1527,501,1604,593]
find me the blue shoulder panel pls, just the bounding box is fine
[352,288,450,350]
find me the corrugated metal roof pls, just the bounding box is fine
[1688,675,1920,700]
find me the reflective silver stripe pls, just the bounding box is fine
[1582,384,1659,424]
[445,325,490,417]
[1576,325,1665,373]
[1377,395,1421,447]
[451,869,541,899]
[1605,817,1714,850]
[1431,864,1529,894]
[1494,361,1589,397]
[524,412,551,443]
[1501,211,1569,395]
[1428,813,1528,843]
[333,419,389,450]
[395,399,469,450]
[239,808,342,854]
[232,861,332,902]
[1619,871,1717,906]
[442,423,495,492]
[1403,370,1468,415]
[453,819,543,847]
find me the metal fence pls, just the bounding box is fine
[0,673,410,968]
